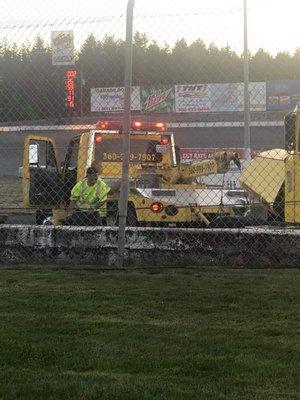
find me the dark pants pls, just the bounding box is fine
[64,211,107,226]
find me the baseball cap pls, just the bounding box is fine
[86,166,99,176]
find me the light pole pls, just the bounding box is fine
[243,0,251,161]
[117,0,135,267]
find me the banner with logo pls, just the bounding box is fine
[175,82,266,112]
[140,86,175,113]
[210,83,239,111]
[175,84,211,112]
[210,82,266,111]
[90,86,141,112]
[51,31,75,66]
[91,82,267,113]
[266,80,300,111]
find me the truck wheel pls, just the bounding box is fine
[114,204,138,226]
[126,204,138,226]
[36,210,51,225]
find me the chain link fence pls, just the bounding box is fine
[0,0,299,266]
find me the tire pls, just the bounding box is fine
[36,209,52,225]
[126,204,138,226]
[114,204,139,226]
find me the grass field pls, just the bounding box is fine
[0,267,299,400]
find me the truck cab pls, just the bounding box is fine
[22,120,179,225]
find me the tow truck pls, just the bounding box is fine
[22,120,245,226]
[239,106,300,225]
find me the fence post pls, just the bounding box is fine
[117,0,135,267]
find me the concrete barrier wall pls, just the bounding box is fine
[0,225,299,267]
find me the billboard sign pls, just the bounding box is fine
[90,86,141,112]
[210,82,266,111]
[51,31,75,66]
[141,86,175,113]
[175,84,211,112]
[175,82,266,112]
[210,83,239,111]
[266,80,300,111]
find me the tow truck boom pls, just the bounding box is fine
[155,151,241,184]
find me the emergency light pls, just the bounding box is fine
[161,136,169,145]
[95,134,103,143]
[152,122,167,131]
[96,120,167,132]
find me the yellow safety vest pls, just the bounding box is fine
[71,178,110,217]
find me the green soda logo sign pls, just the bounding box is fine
[142,86,174,113]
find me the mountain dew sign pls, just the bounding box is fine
[141,86,175,113]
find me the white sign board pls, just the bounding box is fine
[175,84,211,112]
[90,86,141,112]
[51,31,75,66]
[209,83,240,111]
[209,82,266,112]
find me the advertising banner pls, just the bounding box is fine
[176,82,266,112]
[141,86,175,113]
[210,83,239,111]
[175,84,211,112]
[51,31,75,66]
[266,80,300,111]
[210,82,266,111]
[90,86,141,112]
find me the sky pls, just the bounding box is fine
[0,0,299,55]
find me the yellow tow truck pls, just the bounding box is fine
[239,106,300,224]
[22,120,245,226]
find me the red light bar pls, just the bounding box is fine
[132,120,143,129]
[96,120,168,132]
[96,120,122,130]
[95,134,103,143]
[96,121,109,129]
[152,122,167,132]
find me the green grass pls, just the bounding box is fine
[0,267,299,400]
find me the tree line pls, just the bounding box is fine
[0,32,299,121]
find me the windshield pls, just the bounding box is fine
[94,136,166,163]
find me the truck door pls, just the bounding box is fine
[22,136,64,207]
[61,136,80,202]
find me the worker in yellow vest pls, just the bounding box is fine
[66,166,111,226]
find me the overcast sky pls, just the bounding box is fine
[1,0,299,55]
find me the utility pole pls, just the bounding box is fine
[243,0,251,161]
